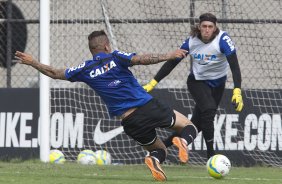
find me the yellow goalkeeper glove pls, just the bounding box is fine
[232,88,244,112]
[143,79,158,92]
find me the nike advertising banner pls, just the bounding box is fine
[0,88,281,166]
[0,88,39,160]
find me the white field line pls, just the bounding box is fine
[172,175,282,181]
[1,169,281,182]
[81,173,282,182]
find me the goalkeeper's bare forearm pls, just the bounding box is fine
[15,51,67,80]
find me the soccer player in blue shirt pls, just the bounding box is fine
[15,30,198,182]
[143,13,244,160]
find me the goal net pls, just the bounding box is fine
[46,0,282,166]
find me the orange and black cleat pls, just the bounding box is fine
[172,137,189,163]
[145,156,167,182]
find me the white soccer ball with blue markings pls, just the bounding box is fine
[95,150,111,165]
[49,149,66,164]
[77,149,96,165]
[206,154,231,179]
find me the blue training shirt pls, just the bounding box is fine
[65,50,152,117]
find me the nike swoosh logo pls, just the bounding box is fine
[94,119,124,145]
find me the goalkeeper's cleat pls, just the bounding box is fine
[172,137,188,163]
[145,156,167,182]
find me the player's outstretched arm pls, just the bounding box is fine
[131,49,187,65]
[15,51,67,80]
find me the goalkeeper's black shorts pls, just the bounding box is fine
[121,98,175,146]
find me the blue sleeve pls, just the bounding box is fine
[180,38,189,51]
[174,38,189,62]
[219,32,236,56]
[112,50,136,67]
[65,61,87,82]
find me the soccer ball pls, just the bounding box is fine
[77,149,96,165]
[95,150,111,165]
[206,154,231,179]
[49,149,66,164]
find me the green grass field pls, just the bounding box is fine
[0,160,282,184]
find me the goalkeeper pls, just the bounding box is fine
[15,30,198,182]
[143,13,243,160]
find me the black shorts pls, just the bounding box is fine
[121,98,175,146]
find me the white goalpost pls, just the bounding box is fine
[39,0,50,162]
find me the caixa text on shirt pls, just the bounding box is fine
[67,60,117,78]
[89,61,117,78]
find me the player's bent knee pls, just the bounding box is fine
[172,110,193,133]
[173,110,190,124]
